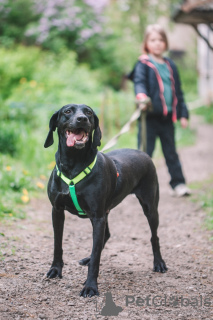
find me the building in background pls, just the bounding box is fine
[172,0,213,104]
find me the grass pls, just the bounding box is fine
[0,153,51,221]
[193,104,213,124]
[190,178,213,235]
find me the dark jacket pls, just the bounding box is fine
[128,55,189,121]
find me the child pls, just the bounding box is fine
[128,24,191,197]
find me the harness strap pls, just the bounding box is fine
[56,156,97,215]
[69,184,85,215]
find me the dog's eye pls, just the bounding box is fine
[65,109,71,114]
[86,110,92,116]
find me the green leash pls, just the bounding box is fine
[56,156,97,215]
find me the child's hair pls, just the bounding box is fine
[143,24,169,54]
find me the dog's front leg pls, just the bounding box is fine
[80,216,106,298]
[47,206,65,279]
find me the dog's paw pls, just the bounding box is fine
[79,256,91,266]
[80,283,99,298]
[46,262,63,279]
[153,259,168,273]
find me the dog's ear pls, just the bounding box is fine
[44,111,59,148]
[92,112,102,149]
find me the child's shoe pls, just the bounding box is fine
[171,184,191,197]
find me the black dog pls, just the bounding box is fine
[44,103,167,298]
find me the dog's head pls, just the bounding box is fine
[44,104,102,150]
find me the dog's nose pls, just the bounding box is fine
[77,116,88,123]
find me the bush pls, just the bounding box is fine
[0,46,41,99]
[0,121,20,155]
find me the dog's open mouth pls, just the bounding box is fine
[66,129,89,147]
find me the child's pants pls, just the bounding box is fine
[137,113,186,189]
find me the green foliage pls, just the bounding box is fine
[0,45,103,111]
[0,0,196,92]
[0,0,37,44]
[194,104,213,124]
[0,0,163,90]
[176,56,198,102]
[0,156,30,219]
[0,203,26,220]
[0,121,20,155]
[0,0,110,76]
[0,46,41,99]
[88,1,147,89]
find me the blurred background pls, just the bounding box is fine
[0,0,213,218]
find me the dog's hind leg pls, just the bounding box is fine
[79,213,110,266]
[47,207,65,278]
[136,185,167,273]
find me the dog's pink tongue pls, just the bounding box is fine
[66,131,84,147]
[66,133,75,147]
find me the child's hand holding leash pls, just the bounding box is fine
[180,117,188,128]
[135,93,152,111]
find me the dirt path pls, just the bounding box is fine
[1,115,213,320]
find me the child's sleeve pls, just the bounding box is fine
[128,61,149,98]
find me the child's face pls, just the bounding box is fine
[146,31,166,57]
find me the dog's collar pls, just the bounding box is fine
[56,156,97,216]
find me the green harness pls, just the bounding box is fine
[56,156,97,216]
